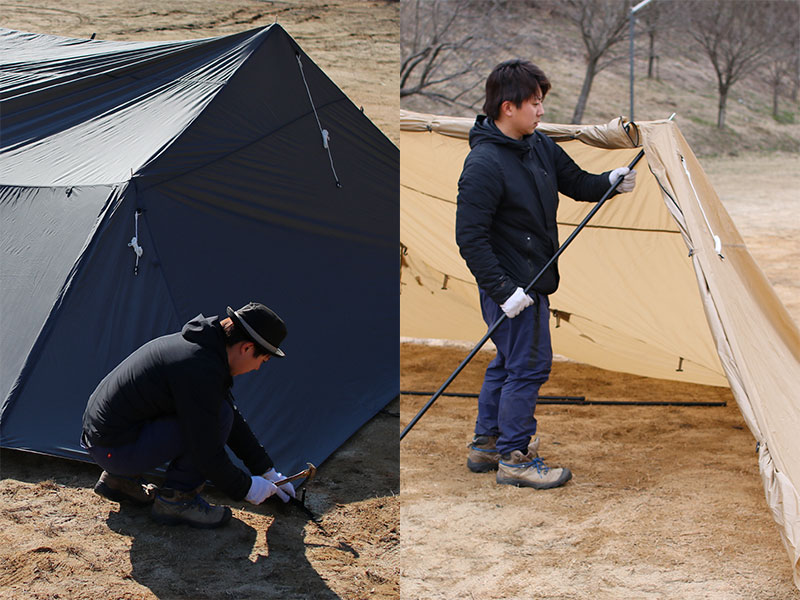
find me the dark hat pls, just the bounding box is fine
[226,302,287,358]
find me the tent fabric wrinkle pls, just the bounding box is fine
[1,26,398,488]
[401,110,800,588]
[0,27,273,186]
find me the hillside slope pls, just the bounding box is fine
[401,4,799,158]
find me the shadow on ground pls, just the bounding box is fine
[0,397,399,599]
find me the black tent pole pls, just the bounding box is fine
[400,148,646,441]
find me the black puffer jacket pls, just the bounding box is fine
[456,116,613,305]
[82,315,273,500]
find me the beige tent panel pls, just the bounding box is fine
[640,121,800,582]
[400,111,725,386]
[401,110,800,586]
[553,226,725,386]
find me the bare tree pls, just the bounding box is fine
[686,0,782,129]
[762,1,800,118]
[560,0,630,124]
[400,0,484,111]
[400,0,541,114]
[638,1,682,80]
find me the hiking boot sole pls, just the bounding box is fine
[150,507,232,529]
[496,468,573,490]
[467,459,498,473]
[94,481,154,507]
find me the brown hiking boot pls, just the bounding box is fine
[467,435,540,473]
[151,486,232,529]
[94,471,157,506]
[496,449,572,489]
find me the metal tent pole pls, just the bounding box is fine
[400,148,646,441]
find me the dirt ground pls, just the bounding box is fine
[1,1,399,599]
[400,345,797,600]
[1,398,398,600]
[703,152,800,326]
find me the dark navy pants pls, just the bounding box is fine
[475,288,553,456]
[84,401,234,492]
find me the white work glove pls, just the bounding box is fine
[500,287,534,318]
[609,167,636,193]
[245,475,280,505]
[262,467,294,502]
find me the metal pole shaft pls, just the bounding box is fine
[400,148,646,441]
[630,9,635,122]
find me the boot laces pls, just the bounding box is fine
[531,457,550,474]
[190,494,213,513]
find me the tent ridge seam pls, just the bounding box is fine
[137,95,350,191]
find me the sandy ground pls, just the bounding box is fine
[703,152,800,327]
[1,2,399,599]
[1,398,398,600]
[400,346,798,600]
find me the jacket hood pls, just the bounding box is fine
[182,314,225,352]
[469,115,533,155]
[182,314,231,383]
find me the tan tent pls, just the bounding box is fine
[400,109,800,587]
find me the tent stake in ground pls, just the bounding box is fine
[400,149,645,441]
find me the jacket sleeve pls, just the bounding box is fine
[170,361,253,501]
[226,396,274,476]
[552,141,614,203]
[455,150,518,305]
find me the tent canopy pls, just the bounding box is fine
[0,26,398,478]
[400,109,800,586]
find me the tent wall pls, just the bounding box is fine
[400,110,800,586]
[0,184,182,459]
[0,184,119,403]
[640,121,800,583]
[1,26,398,479]
[400,112,726,386]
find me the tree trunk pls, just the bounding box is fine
[717,86,729,129]
[647,31,655,79]
[571,57,598,124]
[773,80,780,119]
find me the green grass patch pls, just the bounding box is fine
[773,111,796,125]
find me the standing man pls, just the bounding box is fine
[82,302,297,528]
[456,60,636,490]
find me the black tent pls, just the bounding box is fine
[0,25,398,474]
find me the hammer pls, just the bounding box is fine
[274,462,316,487]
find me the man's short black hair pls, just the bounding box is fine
[483,59,551,120]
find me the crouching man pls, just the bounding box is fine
[81,302,296,529]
